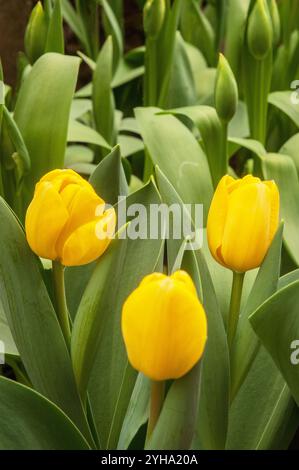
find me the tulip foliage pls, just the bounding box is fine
[1,0,299,451]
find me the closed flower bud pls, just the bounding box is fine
[25,169,116,266]
[25,1,48,63]
[215,53,238,123]
[122,271,207,381]
[269,0,280,47]
[247,0,273,60]
[207,175,279,273]
[143,0,166,39]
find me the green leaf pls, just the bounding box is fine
[93,36,116,145]
[261,152,299,266]
[112,57,144,88]
[100,0,123,73]
[45,0,64,54]
[0,377,90,450]
[89,145,128,204]
[155,168,229,449]
[135,107,213,223]
[73,181,164,448]
[166,32,197,108]
[2,106,31,176]
[268,91,299,127]
[230,223,284,400]
[250,279,299,406]
[67,119,111,150]
[227,346,298,449]
[117,374,150,450]
[70,99,92,120]
[61,0,86,46]
[118,135,144,158]
[0,198,93,445]
[146,363,202,450]
[279,133,299,176]
[14,53,80,210]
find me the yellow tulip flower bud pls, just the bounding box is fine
[207,175,280,273]
[25,169,116,266]
[122,271,207,381]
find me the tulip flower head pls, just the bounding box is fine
[207,174,279,273]
[25,169,116,266]
[122,271,207,381]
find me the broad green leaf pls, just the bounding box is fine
[250,280,299,406]
[135,107,213,223]
[45,0,64,54]
[0,198,93,445]
[228,101,250,138]
[112,57,144,88]
[268,91,299,127]
[65,145,93,167]
[86,182,165,449]
[180,0,215,66]
[279,133,299,175]
[14,53,80,211]
[70,99,92,120]
[278,268,299,290]
[227,346,298,450]
[166,32,197,108]
[67,119,111,150]
[162,105,224,188]
[0,377,89,450]
[146,363,202,450]
[231,223,283,400]
[155,168,229,449]
[261,152,299,266]
[93,36,115,146]
[118,135,144,158]
[117,374,150,450]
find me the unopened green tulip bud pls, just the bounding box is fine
[215,54,238,123]
[143,0,166,39]
[247,0,273,60]
[25,2,48,63]
[269,0,280,47]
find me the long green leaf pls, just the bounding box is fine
[0,198,93,445]
[0,377,90,450]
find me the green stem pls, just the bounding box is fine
[146,380,165,443]
[218,119,228,187]
[52,261,71,348]
[227,272,245,353]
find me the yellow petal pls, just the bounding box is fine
[221,182,273,272]
[25,182,69,260]
[207,175,234,266]
[61,208,116,266]
[171,270,198,297]
[264,180,280,243]
[122,276,207,381]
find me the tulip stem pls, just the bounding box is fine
[227,271,245,353]
[146,380,165,443]
[52,261,71,348]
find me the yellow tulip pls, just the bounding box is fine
[25,169,116,266]
[122,271,207,381]
[207,174,279,273]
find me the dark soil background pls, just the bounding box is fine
[0,0,143,86]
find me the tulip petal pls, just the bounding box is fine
[25,182,69,260]
[122,279,207,381]
[265,180,280,243]
[221,182,273,272]
[61,208,116,266]
[207,175,234,266]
